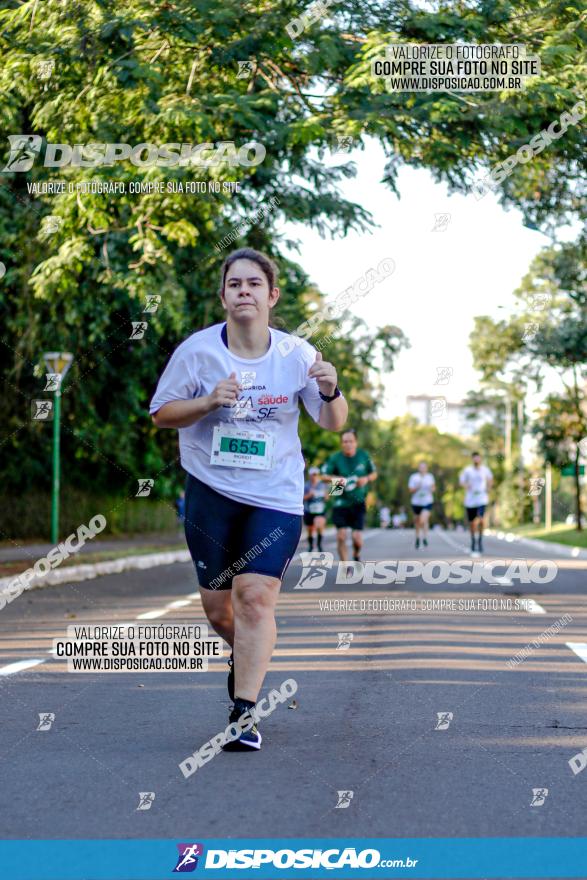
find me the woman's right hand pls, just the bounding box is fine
[207,372,242,410]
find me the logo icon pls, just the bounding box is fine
[294,551,333,590]
[431,212,451,232]
[335,790,354,808]
[434,366,453,385]
[130,321,149,340]
[522,322,540,342]
[136,792,155,811]
[435,711,453,730]
[44,373,62,391]
[37,712,55,731]
[328,477,347,496]
[173,843,204,872]
[36,59,55,81]
[31,400,54,421]
[528,292,552,311]
[333,135,355,153]
[232,397,254,420]
[237,61,254,79]
[530,787,548,806]
[528,477,546,497]
[430,397,447,418]
[40,215,62,236]
[136,479,154,497]
[240,370,257,390]
[336,632,354,650]
[3,135,43,172]
[143,294,161,314]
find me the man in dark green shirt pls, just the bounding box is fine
[321,429,377,562]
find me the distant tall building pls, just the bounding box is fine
[406,395,491,437]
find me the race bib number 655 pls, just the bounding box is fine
[210,425,274,471]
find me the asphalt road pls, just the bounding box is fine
[2,527,587,847]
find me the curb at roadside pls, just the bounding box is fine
[0,550,191,594]
[485,528,587,560]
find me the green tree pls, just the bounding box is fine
[532,394,587,529]
[469,233,587,529]
[365,416,473,526]
[0,0,585,536]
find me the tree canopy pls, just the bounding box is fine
[0,0,585,529]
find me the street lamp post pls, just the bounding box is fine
[545,461,552,531]
[517,397,525,513]
[504,395,512,473]
[42,352,73,543]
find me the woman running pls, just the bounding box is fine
[408,461,435,548]
[150,247,347,751]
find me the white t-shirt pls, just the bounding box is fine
[460,464,493,507]
[408,472,435,505]
[149,323,326,515]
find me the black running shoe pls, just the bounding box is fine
[222,704,262,752]
[423,538,428,547]
[478,538,484,553]
[415,538,420,549]
[353,554,361,562]
[227,651,234,701]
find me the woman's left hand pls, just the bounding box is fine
[308,352,337,396]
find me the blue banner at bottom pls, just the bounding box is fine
[0,838,585,880]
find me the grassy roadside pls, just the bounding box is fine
[514,522,587,549]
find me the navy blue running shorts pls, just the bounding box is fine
[332,502,366,531]
[466,505,486,522]
[411,503,433,515]
[183,473,303,590]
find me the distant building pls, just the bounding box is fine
[406,395,491,438]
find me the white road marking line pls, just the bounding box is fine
[361,529,382,541]
[436,532,469,554]
[167,600,192,609]
[187,593,201,600]
[136,609,170,620]
[566,643,587,664]
[523,599,547,614]
[0,658,46,676]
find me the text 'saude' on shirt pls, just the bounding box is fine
[149,323,332,515]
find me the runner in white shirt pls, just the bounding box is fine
[408,461,435,548]
[459,451,493,554]
[150,248,348,751]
